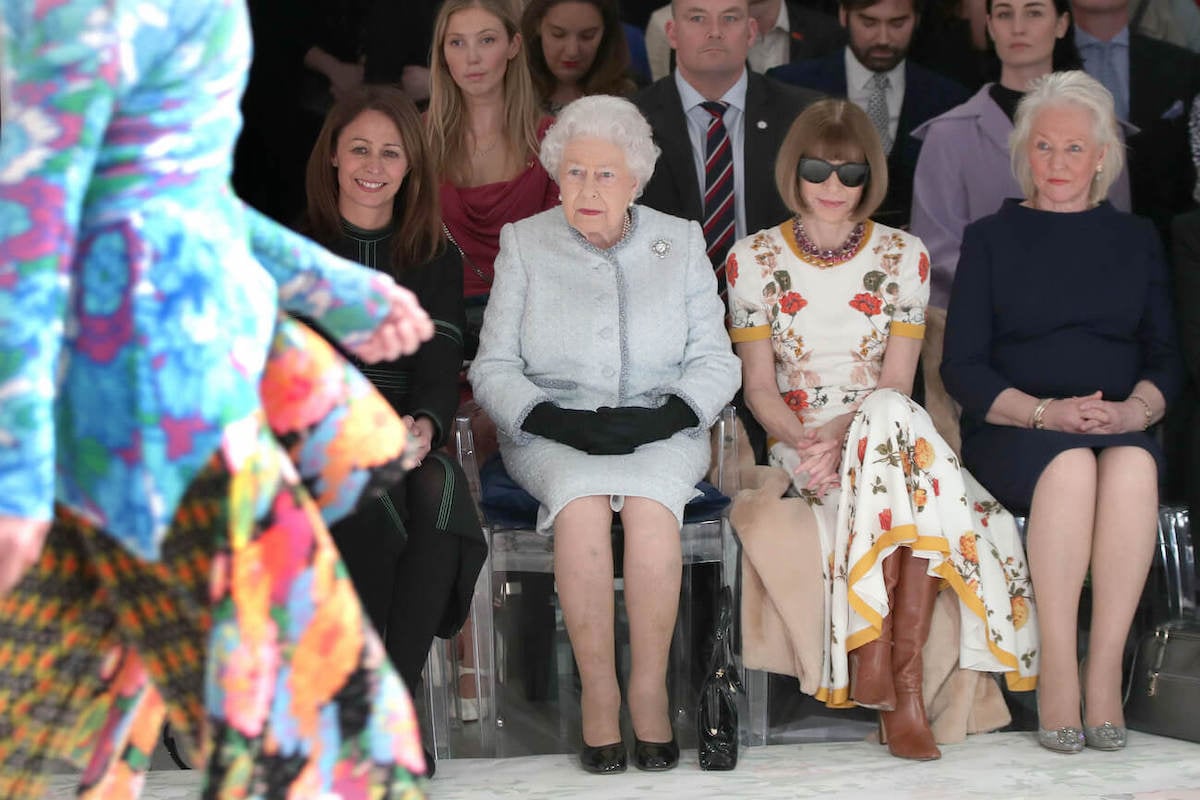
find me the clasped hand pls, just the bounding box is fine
[524,397,697,455]
[791,413,853,496]
[1043,390,1141,435]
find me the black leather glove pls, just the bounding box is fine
[521,402,635,454]
[595,395,699,452]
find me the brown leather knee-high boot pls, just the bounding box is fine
[849,549,901,710]
[879,547,941,760]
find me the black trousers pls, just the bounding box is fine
[331,452,486,689]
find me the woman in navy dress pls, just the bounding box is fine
[942,71,1182,754]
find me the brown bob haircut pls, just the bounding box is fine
[521,0,635,103]
[304,85,443,275]
[774,98,888,223]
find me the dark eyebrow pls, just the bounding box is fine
[350,137,405,148]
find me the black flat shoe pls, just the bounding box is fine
[579,741,627,774]
[633,736,680,771]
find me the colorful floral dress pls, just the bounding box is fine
[0,0,426,796]
[727,219,1038,708]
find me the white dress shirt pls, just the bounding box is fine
[748,1,793,75]
[675,68,750,241]
[845,48,906,144]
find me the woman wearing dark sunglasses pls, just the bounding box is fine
[726,98,1037,761]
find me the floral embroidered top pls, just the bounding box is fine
[726,219,930,428]
[0,0,393,559]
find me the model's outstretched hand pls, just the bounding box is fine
[0,516,50,599]
[350,283,434,363]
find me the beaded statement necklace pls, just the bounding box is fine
[792,217,867,268]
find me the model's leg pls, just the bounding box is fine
[553,496,620,747]
[1025,448,1097,732]
[618,497,681,745]
[0,513,119,800]
[1084,447,1158,729]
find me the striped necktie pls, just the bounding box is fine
[701,100,735,294]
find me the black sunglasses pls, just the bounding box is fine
[797,157,871,188]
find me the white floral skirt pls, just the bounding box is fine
[769,389,1039,708]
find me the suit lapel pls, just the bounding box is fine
[744,74,773,232]
[648,80,703,221]
[829,51,849,97]
[1129,35,1169,131]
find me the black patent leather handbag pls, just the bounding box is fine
[697,586,742,770]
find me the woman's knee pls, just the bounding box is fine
[556,495,613,531]
[859,387,931,430]
[1038,448,1097,484]
[1030,448,1099,508]
[618,496,680,537]
[1096,446,1157,482]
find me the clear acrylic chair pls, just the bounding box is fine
[440,406,742,758]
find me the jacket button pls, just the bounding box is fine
[599,327,613,339]
[603,367,616,378]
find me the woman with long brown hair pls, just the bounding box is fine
[521,0,636,113]
[303,85,487,776]
[427,0,560,349]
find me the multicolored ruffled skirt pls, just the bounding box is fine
[0,317,426,799]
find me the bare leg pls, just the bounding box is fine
[619,497,682,743]
[1084,447,1158,727]
[1026,448,1097,730]
[554,496,620,746]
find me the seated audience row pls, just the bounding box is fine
[285,0,1190,780]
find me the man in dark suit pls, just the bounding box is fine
[635,0,823,278]
[645,0,843,84]
[1072,0,1200,244]
[768,0,969,228]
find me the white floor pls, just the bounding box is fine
[42,731,1200,799]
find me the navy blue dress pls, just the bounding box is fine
[940,199,1182,513]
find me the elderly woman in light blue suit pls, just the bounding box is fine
[470,95,741,775]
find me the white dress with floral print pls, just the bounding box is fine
[727,220,1038,708]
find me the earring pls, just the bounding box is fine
[1096,164,1103,174]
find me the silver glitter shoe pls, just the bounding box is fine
[1084,722,1127,751]
[1037,726,1085,754]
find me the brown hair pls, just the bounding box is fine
[521,0,636,105]
[428,0,543,184]
[774,99,888,222]
[304,86,443,274]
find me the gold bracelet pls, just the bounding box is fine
[1128,394,1153,430]
[1031,398,1054,430]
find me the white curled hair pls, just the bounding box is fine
[1010,70,1125,205]
[539,94,661,197]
